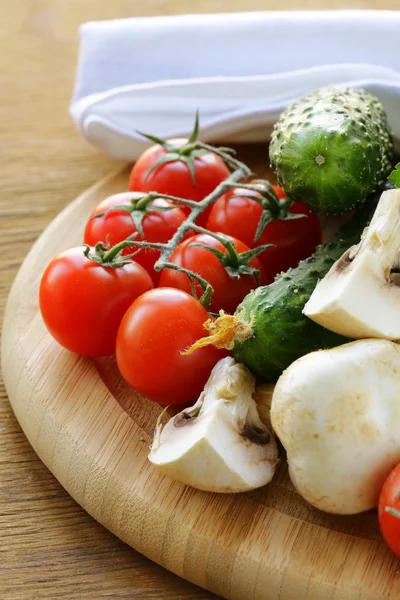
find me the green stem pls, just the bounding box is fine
[116,240,166,251]
[144,192,199,209]
[149,162,249,307]
[86,144,251,305]
[154,163,250,261]
[226,180,281,211]
[196,142,247,172]
[101,237,139,262]
[135,195,152,211]
[224,240,240,268]
[189,225,241,268]
[189,223,213,236]
[179,142,197,156]
[156,260,214,310]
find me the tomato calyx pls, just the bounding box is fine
[91,193,177,239]
[159,260,215,310]
[189,228,273,286]
[226,180,307,244]
[83,235,141,268]
[137,112,238,185]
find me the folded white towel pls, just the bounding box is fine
[70,11,400,160]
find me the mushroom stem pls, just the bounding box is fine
[148,357,278,493]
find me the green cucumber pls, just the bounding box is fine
[232,198,378,381]
[269,87,393,214]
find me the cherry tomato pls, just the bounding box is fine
[379,462,400,557]
[273,185,287,199]
[116,288,228,404]
[206,186,322,283]
[129,139,230,226]
[158,233,266,314]
[84,192,187,285]
[40,247,153,357]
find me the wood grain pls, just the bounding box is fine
[1,1,399,599]
[4,162,400,600]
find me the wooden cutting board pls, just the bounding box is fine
[2,158,400,600]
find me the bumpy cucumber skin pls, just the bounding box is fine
[232,200,377,381]
[269,88,393,214]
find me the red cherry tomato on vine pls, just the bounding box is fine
[206,186,322,283]
[379,462,400,557]
[129,138,230,226]
[116,288,228,405]
[159,233,266,314]
[40,247,153,357]
[272,185,287,199]
[84,192,187,285]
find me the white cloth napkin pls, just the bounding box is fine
[70,11,400,160]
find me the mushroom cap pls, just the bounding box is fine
[271,339,400,514]
[304,189,400,339]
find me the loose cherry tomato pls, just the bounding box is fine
[379,462,400,557]
[206,185,322,283]
[158,233,266,314]
[129,134,230,226]
[84,192,187,285]
[40,247,153,357]
[116,288,228,405]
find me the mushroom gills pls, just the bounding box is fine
[148,357,278,493]
[304,188,400,339]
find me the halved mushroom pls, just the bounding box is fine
[148,357,278,493]
[304,188,400,339]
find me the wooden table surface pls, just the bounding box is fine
[0,1,397,598]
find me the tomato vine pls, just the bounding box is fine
[103,146,252,309]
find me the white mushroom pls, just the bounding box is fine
[304,188,400,339]
[148,357,278,493]
[271,339,400,514]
